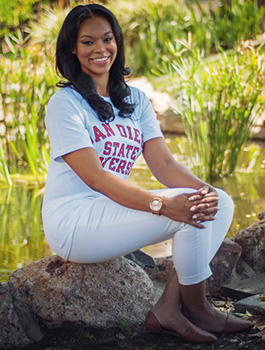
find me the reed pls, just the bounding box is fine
[0,30,57,184]
[163,43,265,181]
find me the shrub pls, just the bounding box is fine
[162,43,265,181]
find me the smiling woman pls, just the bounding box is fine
[41,3,254,345]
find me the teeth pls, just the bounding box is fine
[94,57,108,62]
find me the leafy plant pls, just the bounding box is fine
[0,140,12,186]
[186,0,265,55]
[162,42,265,181]
[108,0,190,76]
[0,32,57,183]
[27,5,72,58]
[116,317,131,331]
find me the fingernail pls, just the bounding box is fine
[190,206,196,212]
[192,214,197,219]
[189,196,195,201]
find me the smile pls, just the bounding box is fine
[92,56,110,63]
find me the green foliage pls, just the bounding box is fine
[0,31,58,183]
[0,0,35,27]
[107,0,190,76]
[116,318,131,331]
[0,141,12,186]
[106,0,265,76]
[27,5,72,58]
[187,0,265,54]
[162,43,265,181]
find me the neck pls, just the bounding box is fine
[92,75,110,97]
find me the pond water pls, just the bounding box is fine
[1,135,265,282]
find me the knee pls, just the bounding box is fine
[215,188,234,211]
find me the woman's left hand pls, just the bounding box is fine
[188,185,219,223]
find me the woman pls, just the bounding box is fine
[42,3,253,344]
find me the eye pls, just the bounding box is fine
[104,37,113,42]
[82,40,93,45]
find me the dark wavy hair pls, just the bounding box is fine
[56,4,135,122]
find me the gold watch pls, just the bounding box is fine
[149,196,163,215]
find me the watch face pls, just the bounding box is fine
[152,199,162,211]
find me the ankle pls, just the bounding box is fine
[182,300,210,315]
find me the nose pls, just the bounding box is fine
[94,40,105,53]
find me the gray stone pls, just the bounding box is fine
[221,273,265,299]
[8,255,154,329]
[234,294,265,315]
[206,238,242,292]
[13,301,44,342]
[124,249,156,269]
[235,213,265,273]
[0,283,30,349]
[159,107,185,134]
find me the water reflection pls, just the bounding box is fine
[0,185,52,282]
[0,138,265,282]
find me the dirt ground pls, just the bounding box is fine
[22,290,265,350]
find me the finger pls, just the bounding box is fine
[188,194,204,202]
[198,185,210,195]
[190,203,218,214]
[192,212,217,223]
[189,219,206,229]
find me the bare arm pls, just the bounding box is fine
[142,137,207,189]
[143,137,219,221]
[63,139,218,228]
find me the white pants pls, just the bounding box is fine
[68,188,234,285]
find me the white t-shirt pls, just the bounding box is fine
[42,86,163,258]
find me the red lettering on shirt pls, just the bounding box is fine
[103,141,112,155]
[117,143,125,158]
[133,128,141,144]
[113,142,120,156]
[102,123,115,137]
[100,156,111,167]
[116,124,127,137]
[131,146,140,160]
[93,126,106,142]
[125,162,133,175]
[125,144,133,158]
[116,160,126,174]
[109,157,119,171]
[127,126,133,140]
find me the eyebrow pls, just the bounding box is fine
[80,31,113,39]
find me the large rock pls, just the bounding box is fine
[0,283,30,349]
[128,77,173,117]
[234,212,265,273]
[144,238,242,293]
[206,238,242,292]
[8,256,154,329]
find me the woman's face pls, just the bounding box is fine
[74,16,117,83]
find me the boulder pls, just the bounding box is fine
[143,238,242,292]
[234,212,265,273]
[206,238,242,292]
[128,77,174,117]
[0,283,30,349]
[8,255,154,330]
[159,107,185,134]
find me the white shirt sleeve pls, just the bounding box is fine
[132,87,163,143]
[45,92,93,160]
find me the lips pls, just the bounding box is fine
[92,56,110,63]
